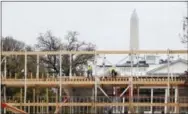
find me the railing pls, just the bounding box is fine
[4,96,188,114]
[5,96,188,104]
[2,76,185,81]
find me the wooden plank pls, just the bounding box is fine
[2,81,184,87]
[2,103,28,114]
[179,103,188,107]
[2,76,184,81]
[2,77,185,87]
[1,50,187,55]
[8,103,92,107]
[7,103,188,107]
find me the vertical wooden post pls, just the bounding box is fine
[37,96,39,113]
[165,88,168,113]
[9,72,11,79]
[42,73,44,79]
[24,50,27,111]
[69,53,72,78]
[36,54,39,79]
[3,86,6,114]
[40,105,42,113]
[31,72,33,79]
[94,51,97,114]
[42,100,44,113]
[52,73,55,79]
[167,49,170,113]
[129,49,134,113]
[137,86,140,113]
[151,88,154,113]
[15,73,17,79]
[59,52,62,113]
[56,88,58,103]
[20,88,23,110]
[122,97,125,113]
[46,73,48,80]
[28,100,30,113]
[4,56,7,79]
[33,88,36,113]
[46,88,49,113]
[175,86,179,113]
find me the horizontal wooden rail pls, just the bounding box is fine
[5,103,188,107]
[2,76,184,80]
[2,76,186,87]
[7,96,187,103]
[1,50,187,55]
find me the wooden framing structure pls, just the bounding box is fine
[1,49,188,114]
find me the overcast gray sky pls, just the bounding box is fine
[2,2,187,63]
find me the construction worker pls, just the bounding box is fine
[110,66,117,78]
[87,65,92,78]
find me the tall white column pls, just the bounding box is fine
[151,88,153,113]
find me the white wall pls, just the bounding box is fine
[153,62,187,74]
[96,66,147,77]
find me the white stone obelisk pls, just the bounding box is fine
[129,9,139,64]
[130,9,139,51]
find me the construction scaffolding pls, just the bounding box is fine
[1,49,188,114]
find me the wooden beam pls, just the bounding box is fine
[2,77,185,87]
[6,103,188,107]
[1,50,187,55]
[2,103,28,114]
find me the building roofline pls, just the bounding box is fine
[147,58,188,74]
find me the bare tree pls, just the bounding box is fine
[2,37,43,98]
[180,16,188,74]
[2,36,26,76]
[2,36,25,51]
[36,31,61,74]
[35,31,96,76]
[180,17,188,45]
[2,37,43,77]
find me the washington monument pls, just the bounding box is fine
[130,9,139,50]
